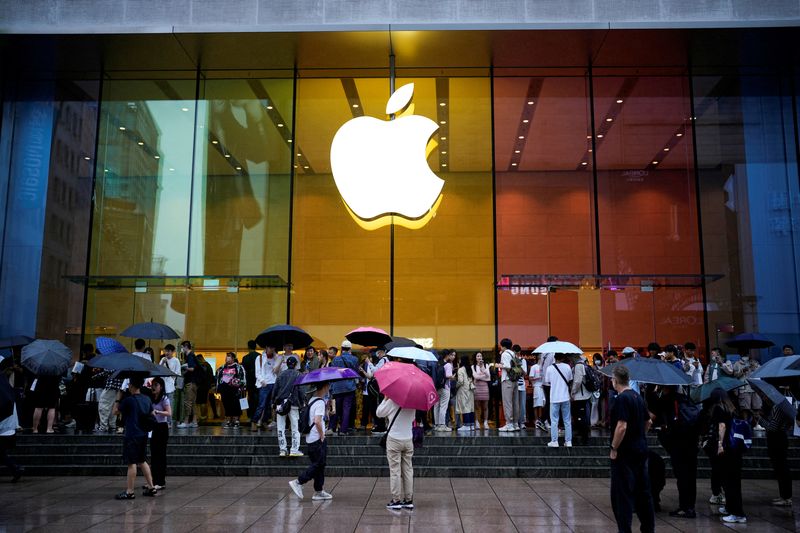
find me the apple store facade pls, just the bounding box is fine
[1,28,800,359]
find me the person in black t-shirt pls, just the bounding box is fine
[609,365,655,533]
[114,376,157,500]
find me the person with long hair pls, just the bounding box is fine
[455,354,475,432]
[149,377,171,490]
[708,388,747,523]
[472,352,490,430]
[216,352,245,429]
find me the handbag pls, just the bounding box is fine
[379,408,402,449]
[276,398,291,416]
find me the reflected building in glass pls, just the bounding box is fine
[0,18,798,361]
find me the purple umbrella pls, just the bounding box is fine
[294,367,359,386]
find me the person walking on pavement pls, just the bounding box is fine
[289,382,333,501]
[609,365,655,533]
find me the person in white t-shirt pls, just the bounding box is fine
[289,382,332,501]
[682,342,703,386]
[132,338,151,361]
[513,345,528,429]
[498,338,520,432]
[377,396,416,510]
[529,353,545,431]
[544,353,573,447]
[252,347,283,430]
[159,344,182,410]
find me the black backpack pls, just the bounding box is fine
[582,363,602,393]
[433,364,447,390]
[299,397,324,435]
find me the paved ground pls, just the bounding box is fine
[0,476,797,532]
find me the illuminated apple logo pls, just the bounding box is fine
[330,83,444,224]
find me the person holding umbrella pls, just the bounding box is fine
[750,378,795,507]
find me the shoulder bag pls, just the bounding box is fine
[379,407,402,449]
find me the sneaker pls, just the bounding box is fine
[518,424,527,430]
[718,506,727,515]
[435,425,451,432]
[564,441,572,447]
[547,441,559,448]
[456,426,471,432]
[312,491,333,501]
[115,491,135,500]
[115,427,124,434]
[772,498,792,507]
[401,499,414,509]
[177,422,190,428]
[753,424,765,432]
[279,450,287,457]
[544,421,551,430]
[535,421,546,431]
[708,494,725,504]
[512,425,521,431]
[669,509,696,518]
[267,421,277,429]
[289,479,303,499]
[386,500,404,510]
[721,515,747,524]
[498,424,513,432]
[289,451,304,457]
[64,420,76,428]
[371,430,386,436]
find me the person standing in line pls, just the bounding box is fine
[197,355,217,419]
[708,388,747,523]
[0,373,23,482]
[513,345,528,429]
[571,353,593,445]
[529,353,545,431]
[590,353,607,428]
[359,351,378,433]
[30,372,60,434]
[455,354,475,432]
[216,352,245,429]
[330,341,358,435]
[377,395,416,510]
[703,347,725,383]
[273,356,303,457]
[498,338,519,432]
[609,365,655,533]
[114,376,157,499]
[252,346,281,431]
[177,341,199,429]
[149,377,171,491]
[303,347,321,372]
[539,335,558,430]
[289,382,333,501]
[433,350,455,432]
[131,339,150,361]
[159,345,181,408]
[731,352,763,430]
[472,352,490,430]
[545,353,572,447]
[682,342,703,386]
[96,371,123,434]
[241,340,260,425]
[370,347,389,435]
[762,396,794,507]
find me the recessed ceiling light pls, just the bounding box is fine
[440,136,447,140]
[294,164,298,168]
[297,153,302,157]
[137,141,144,146]
[588,149,593,152]
[211,140,218,144]
[522,119,529,123]
[119,126,126,131]
[235,166,242,170]
[303,165,309,169]
[441,151,447,154]
[587,135,592,139]
[606,118,613,122]
[104,169,108,172]
[652,161,659,164]
[442,163,448,167]
[527,101,534,105]
[83,156,91,160]
[440,120,447,125]
[439,102,446,107]
[676,133,683,137]
[278,123,284,127]
[266,105,273,110]
[287,139,293,143]
[224,154,231,158]
[169,167,175,172]
[352,104,359,108]
[181,107,189,112]
[511,163,517,166]
[664,148,670,151]
[514,150,520,154]
[154,155,160,159]
[581,162,588,166]
[518,135,524,139]
[597,134,604,138]
[616,99,623,104]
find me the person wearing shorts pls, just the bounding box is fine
[529,355,545,431]
[114,376,157,500]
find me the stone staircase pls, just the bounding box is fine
[13,431,800,478]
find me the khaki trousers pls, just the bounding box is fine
[501,380,519,426]
[386,436,414,501]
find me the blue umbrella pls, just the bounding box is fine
[120,321,180,340]
[96,336,127,355]
[726,332,774,350]
[20,339,72,377]
[86,352,177,378]
[689,376,746,403]
[0,335,34,349]
[752,355,800,379]
[600,357,691,386]
[255,324,313,350]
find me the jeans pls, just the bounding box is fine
[150,422,169,486]
[610,454,655,533]
[97,388,118,431]
[386,437,414,501]
[298,439,327,492]
[767,430,792,499]
[517,388,527,425]
[278,406,300,454]
[331,392,354,433]
[435,387,450,426]
[550,401,572,443]
[501,381,519,427]
[252,384,274,424]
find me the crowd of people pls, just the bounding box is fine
[0,334,797,526]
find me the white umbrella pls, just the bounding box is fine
[387,346,438,362]
[533,341,583,354]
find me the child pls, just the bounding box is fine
[289,381,333,501]
[529,354,545,431]
[114,376,157,499]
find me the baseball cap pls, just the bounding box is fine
[622,346,636,355]
[341,340,352,349]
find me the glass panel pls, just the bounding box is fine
[393,76,494,349]
[694,71,800,357]
[90,80,196,277]
[290,77,391,347]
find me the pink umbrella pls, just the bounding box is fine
[345,327,392,347]
[374,361,438,411]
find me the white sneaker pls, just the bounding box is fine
[498,425,513,432]
[753,424,765,432]
[718,506,727,515]
[312,490,333,501]
[518,424,527,430]
[456,426,470,432]
[279,450,287,457]
[289,451,304,457]
[177,422,189,428]
[721,515,746,524]
[708,494,725,504]
[289,479,303,499]
[189,422,199,428]
[547,441,559,448]
[512,425,521,431]
[564,441,572,447]
[772,498,792,507]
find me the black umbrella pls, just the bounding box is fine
[384,336,422,351]
[86,352,178,379]
[120,321,180,340]
[748,378,797,420]
[345,327,392,347]
[21,339,72,377]
[255,325,313,350]
[725,333,774,350]
[0,335,34,349]
[751,355,800,379]
[600,358,691,386]
[0,374,14,420]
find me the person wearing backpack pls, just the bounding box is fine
[708,388,747,524]
[113,376,157,499]
[289,381,332,501]
[570,354,593,445]
[654,386,700,518]
[498,338,520,432]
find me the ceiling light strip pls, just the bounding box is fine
[645,124,688,171]
[436,77,449,171]
[509,78,543,172]
[340,78,365,119]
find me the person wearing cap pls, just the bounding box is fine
[330,340,359,435]
[273,355,303,457]
[620,347,640,394]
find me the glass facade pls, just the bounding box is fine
[1,31,799,360]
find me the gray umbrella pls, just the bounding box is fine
[21,339,72,376]
[748,378,797,420]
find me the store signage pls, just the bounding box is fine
[330,83,444,230]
